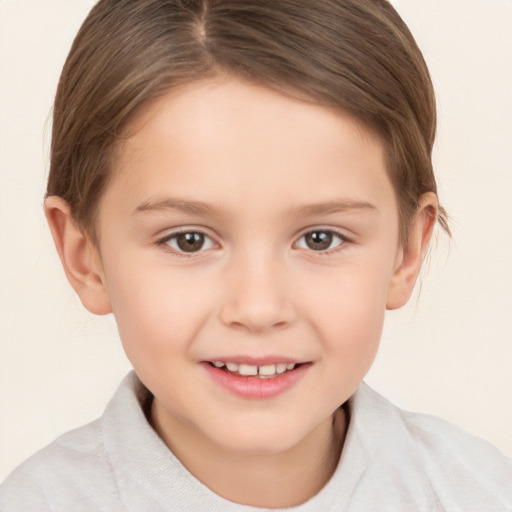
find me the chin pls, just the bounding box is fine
[215,433,300,456]
[204,414,324,456]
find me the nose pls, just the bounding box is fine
[218,250,297,334]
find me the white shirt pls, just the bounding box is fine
[1,372,511,511]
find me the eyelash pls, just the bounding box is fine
[156,228,218,257]
[156,227,350,257]
[295,229,347,255]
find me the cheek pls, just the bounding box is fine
[103,253,215,362]
[308,272,388,395]
[304,258,393,352]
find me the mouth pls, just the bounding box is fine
[206,361,303,379]
[203,359,310,399]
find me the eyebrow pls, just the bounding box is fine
[133,198,378,217]
[287,200,378,217]
[134,199,217,216]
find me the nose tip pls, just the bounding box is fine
[220,304,293,334]
[224,315,289,334]
[218,261,297,334]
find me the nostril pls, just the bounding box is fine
[218,290,297,333]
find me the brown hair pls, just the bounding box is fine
[47,0,449,243]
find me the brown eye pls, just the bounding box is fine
[164,231,215,253]
[176,233,205,252]
[297,230,344,251]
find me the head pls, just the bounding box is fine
[47,0,448,244]
[45,0,446,471]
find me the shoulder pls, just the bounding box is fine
[352,383,512,509]
[0,373,152,512]
[400,406,512,505]
[0,418,120,511]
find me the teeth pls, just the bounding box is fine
[239,364,258,376]
[212,361,298,377]
[276,363,287,374]
[258,364,276,376]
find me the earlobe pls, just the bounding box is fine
[44,196,112,315]
[386,192,438,310]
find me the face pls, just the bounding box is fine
[93,78,407,456]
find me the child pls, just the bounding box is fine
[1,0,511,510]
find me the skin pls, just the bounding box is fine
[45,78,437,508]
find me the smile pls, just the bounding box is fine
[209,361,297,379]
[203,360,309,399]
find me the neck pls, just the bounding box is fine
[151,403,347,508]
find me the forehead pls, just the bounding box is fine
[104,78,397,223]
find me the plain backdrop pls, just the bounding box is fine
[1,0,511,481]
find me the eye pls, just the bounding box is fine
[296,230,345,252]
[161,231,216,253]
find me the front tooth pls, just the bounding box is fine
[214,361,225,368]
[238,364,258,376]
[259,364,277,376]
[286,363,296,370]
[276,363,287,374]
[226,362,239,372]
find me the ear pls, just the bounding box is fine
[386,192,438,310]
[44,196,112,315]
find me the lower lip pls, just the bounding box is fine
[203,363,310,399]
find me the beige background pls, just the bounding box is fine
[1,0,511,481]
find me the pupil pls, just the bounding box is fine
[177,233,204,252]
[306,231,332,250]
